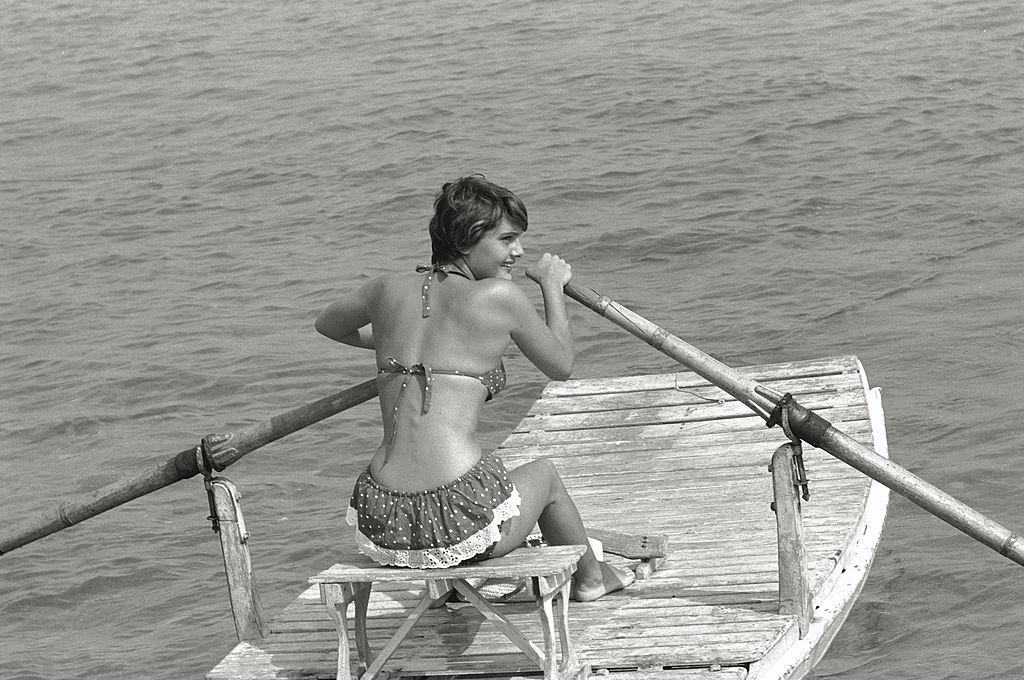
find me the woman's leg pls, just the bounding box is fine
[489,458,634,601]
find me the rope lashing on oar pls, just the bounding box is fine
[195,439,223,533]
[767,394,811,500]
[196,437,222,475]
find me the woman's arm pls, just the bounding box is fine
[315,280,376,349]
[507,254,574,380]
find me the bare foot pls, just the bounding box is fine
[571,561,636,602]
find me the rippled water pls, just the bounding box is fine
[2,1,1022,678]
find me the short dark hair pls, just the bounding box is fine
[428,175,528,264]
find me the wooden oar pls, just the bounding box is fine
[564,280,1024,569]
[0,379,379,556]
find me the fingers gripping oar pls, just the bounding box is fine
[0,379,379,556]
[564,280,1024,569]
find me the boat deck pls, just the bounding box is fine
[208,355,888,680]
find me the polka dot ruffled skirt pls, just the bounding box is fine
[347,453,522,569]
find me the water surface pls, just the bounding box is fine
[2,1,1022,678]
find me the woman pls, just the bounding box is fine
[315,175,633,601]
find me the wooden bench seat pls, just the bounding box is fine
[308,545,589,680]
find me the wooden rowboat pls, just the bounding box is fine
[3,282,1019,679]
[207,354,889,679]
[9,281,1016,678]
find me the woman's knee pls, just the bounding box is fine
[533,457,567,497]
[512,457,566,499]
[533,456,557,476]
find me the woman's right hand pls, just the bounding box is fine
[526,253,572,289]
[516,253,575,379]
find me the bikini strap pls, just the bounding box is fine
[414,263,471,318]
[414,265,438,318]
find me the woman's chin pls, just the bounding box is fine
[498,267,513,280]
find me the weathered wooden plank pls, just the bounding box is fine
[502,404,872,446]
[266,602,793,642]
[516,390,868,434]
[525,372,865,416]
[505,451,858,482]
[257,617,785,654]
[399,639,774,672]
[548,670,747,680]
[559,461,868,489]
[564,459,869,485]
[207,642,335,679]
[550,449,868,477]
[540,356,862,397]
[476,669,748,680]
[390,616,789,648]
[400,634,779,668]
[563,479,867,506]
[582,497,864,525]
[499,419,874,461]
[499,438,876,475]
[269,602,787,632]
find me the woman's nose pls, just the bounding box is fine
[512,239,524,257]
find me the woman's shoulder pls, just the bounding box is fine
[345,272,416,312]
[470,276,520,296]
[361,270,419,292]
[471,278,532,312]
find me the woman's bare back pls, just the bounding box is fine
[366,271,513,490]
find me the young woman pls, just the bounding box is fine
[315,175,633,601]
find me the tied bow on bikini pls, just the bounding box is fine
[380,357,436,413]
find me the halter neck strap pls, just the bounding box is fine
[414,264,471,317]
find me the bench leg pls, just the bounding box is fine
[533,567,583,680]
[320,583,357,680]
[352,583,374,672]
[555,574,583,677]
[536,578,559,679]
[320,583,376,680]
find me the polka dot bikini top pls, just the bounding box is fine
[377,265,507,448]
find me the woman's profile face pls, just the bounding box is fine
[462,218,525,280]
